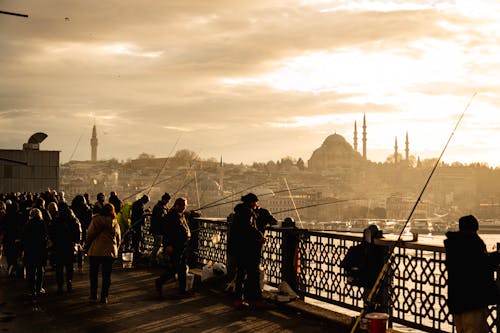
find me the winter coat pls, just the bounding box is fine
[444,230,499,314]
[86,214,121,258]
[150,201,168,235]
[23,217,48,265]
[164,210,191,250]
[52,208,81,261]
[131,200,146,230]
[229,203,263,259]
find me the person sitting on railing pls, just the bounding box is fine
[444,215,500,333]
[230,193,274,309]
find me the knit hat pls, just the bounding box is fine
[241,192,259,203]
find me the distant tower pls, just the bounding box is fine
[394,136,398,163]
[353,121,358,152]
[362,113,367,159]
[90,124,98,162]
[405,131,409,162]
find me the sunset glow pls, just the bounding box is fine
[2,0,500,166]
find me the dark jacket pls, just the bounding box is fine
[150,201,168,235]
[229,203,263,258]
[444,231,499,314]
[52,207,81,261]
[131,200,146,230]
[23,216,49,265]
[164,210,191,250]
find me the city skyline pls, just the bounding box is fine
[2,1,500,167]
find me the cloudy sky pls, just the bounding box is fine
[1,0,500,166]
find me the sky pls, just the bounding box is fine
[2,0,500,167]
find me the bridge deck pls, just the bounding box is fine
[0,263,344,333]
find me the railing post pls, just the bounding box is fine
[281,217,303,299]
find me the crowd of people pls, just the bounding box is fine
[0,189,277,309]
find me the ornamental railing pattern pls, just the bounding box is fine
[140,217,498,333]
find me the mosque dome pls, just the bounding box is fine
[308,133,364,171]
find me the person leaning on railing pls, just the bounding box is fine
[444,215,500,333]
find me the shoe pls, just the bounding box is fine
[249,300,275,310]
[155,279,163,298]
[38,288,46,295]
[100,297,108,304]
[233,300,249,309]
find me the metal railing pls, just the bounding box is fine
[140,217,499,333]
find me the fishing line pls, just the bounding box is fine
[146,134,181,196]
[283,177,304,228]
[196,181,270,211]
[198,186,313,211]
[349,92,477,333]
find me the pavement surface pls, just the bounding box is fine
[0,261,343,333]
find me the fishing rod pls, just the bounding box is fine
[122,171,185,202]
[0,10,28,17]
[349,92,477,333]
[146,134,181,196]
[270,198,354,215]
[121,136,182,202]
[68,130,85,162]
[197,186,313,211]
[196,181,270,211]
[171,154,205,198]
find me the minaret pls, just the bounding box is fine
[353,121,358,152]
[90,124,98,162]
[394,136,398,163]
[362,113,367,159]
[405,131,409,163]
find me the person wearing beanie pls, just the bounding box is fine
[444,215,500,333]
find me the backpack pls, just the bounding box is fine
[340,243,368,287]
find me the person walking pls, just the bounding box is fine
[22,208,49,302]
[155,197,192,298]
[86,203,121,304]
[71,194,92,273]
[444,215,500,333]
[51,202,81,293]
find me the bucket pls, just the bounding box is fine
[365,312,389,333]
[186,273,194,291]
[121,252,134,269]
